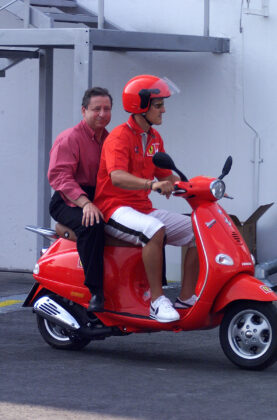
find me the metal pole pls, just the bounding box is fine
[24,0,30,28]
[98,0,104,29]
[73,29,93,125]
[204,0,210,36]
[37,48,53,254]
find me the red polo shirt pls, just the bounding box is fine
[48,120,109,207]
[94,115,172,222]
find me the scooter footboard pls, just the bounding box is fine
[212,274,277,313]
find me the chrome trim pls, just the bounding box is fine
[205,219,216,228]
[25,225,57,241]
[210,179,225,200]
[224,217,232,227]
[34,297,80,330]
[215,254,234,266]
[193,212,209,300]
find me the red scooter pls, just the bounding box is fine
[24,153,277,370]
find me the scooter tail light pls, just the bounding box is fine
[33,263,40,275]
[215,254,234,266]
[40,248,48,256]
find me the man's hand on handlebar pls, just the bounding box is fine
[152,180,174,199]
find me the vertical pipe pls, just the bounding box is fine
[252,134,262,210]
[262,0,269,17]
[204,0,210,36]
[37,48,53,255]
[98,0,104,29]
[73,30,93,125]
[24,0,30,28]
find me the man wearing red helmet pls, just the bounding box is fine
[94,75,198,323]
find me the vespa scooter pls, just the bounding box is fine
[24,153,277,370]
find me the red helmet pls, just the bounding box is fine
[122,75,172,114]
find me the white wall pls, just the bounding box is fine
[1,0,277,280]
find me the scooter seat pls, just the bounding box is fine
[55,223,141,248]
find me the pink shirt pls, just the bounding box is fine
[48,120,109,207]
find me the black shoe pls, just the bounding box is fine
[88,293,104,312]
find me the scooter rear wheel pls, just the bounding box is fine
[219,300,277,370]
[36,301,91,351]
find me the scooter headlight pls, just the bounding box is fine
[210,180,225,200]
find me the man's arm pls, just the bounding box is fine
[49,136,103,227]
[111,170,174,197]
[157,174,180,184]
[66,194,103,227]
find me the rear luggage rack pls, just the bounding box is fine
[25,225,58,241]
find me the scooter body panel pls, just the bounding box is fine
[192,202,254,301]
[212,273,277,313]
[33,238,151,316]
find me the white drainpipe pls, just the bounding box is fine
[204,0,210,36]
[98,0,104,29]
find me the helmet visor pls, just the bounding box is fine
[162,77,180,96]
[138,77,180,109]
[148,77,180,99]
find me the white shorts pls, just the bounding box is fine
[105,206,195,247]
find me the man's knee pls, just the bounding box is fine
[187,237,196,248]
[148,226,165,245]
[77,219,105,238]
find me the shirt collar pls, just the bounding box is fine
[81,119,109,144]
[127,115,155,138]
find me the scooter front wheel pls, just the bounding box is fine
[219,301,277,370]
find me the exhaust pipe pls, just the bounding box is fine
[33,296,80,331]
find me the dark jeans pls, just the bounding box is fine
[49,188,104,294]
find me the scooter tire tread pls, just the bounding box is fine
[35,296,92,351]
[219,300,277,370]
[36,314,91,350]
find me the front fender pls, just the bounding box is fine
[22,283,48,307]
[212,273,277,313]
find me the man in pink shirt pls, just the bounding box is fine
[48,87,112,311]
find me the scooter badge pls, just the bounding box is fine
[260,285,272,294]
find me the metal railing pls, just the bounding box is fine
[1,0,210,33]
[1,0,106,28]
[0,0,30,27]
[0,0,18,12]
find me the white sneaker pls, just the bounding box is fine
[150,296,180,323]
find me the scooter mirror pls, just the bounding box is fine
[218,156,232,180]
[152,152,188,181]
[152,152,175,170]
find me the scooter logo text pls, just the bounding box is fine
[205,219,216,228]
